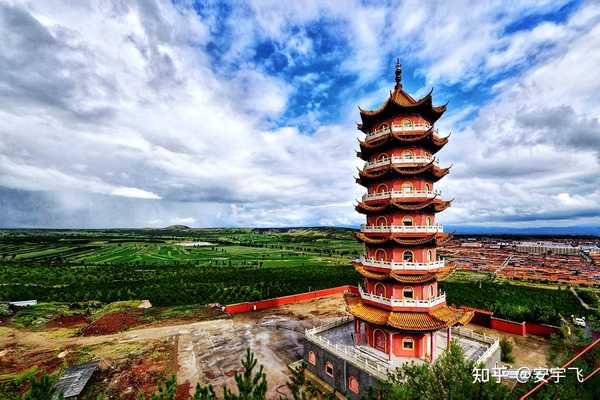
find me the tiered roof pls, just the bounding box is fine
[356,162,451,185]
[354,231,451,245]
[357,62,447,132]
[350,60,466,336]
[345,293,473,332]
[357,129,449,159]
[353,263,453,283]
[355,198,452,213]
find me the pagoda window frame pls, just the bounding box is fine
[426,217,432,226]
[377,153,389,161]
[425,183,431,193]
[376,216,388,227]
[374,282,386,297]
[402,216,413,226]
[308,351,316,366]
[373,329,387,353]
[403,250,414,262]
[401,182,413,194]
[376,183,389,194]
[402,150,414,159]
[402,286,414,299]
[325,361,334,377]
[402,119,413,128]
[402,337,414,350]
[427,249,433,262]
[375,248,387,261]
[378,123,389,131]
[429,285,434,297]
[348,375,360,394]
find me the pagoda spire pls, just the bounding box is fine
[394,58,402,90]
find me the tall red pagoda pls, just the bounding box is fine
[303,61,498,400]
[347,59,473,362]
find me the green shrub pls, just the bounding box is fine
[499,337,514,363]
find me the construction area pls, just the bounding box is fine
[0,292,554,399]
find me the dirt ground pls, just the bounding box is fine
[0,294,552,399]
[0,294,347,399]
[465,323,552,368]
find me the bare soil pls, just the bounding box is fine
[465,323,552,368]
[83,311,141,336]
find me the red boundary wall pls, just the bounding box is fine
[224,286,559,337]
[526,322,561,336]
[490,316,526,336]
[463,308,560,337]
[224,285,357,314]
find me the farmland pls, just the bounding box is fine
[0,228,597,325]
[0,228,361,307]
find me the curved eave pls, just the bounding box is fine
[358,93,446,131]
[355,198,452,214]
[358,131,449,160]
[354,231,448,246]
[355,164,451,186]
[353,263,440,284]
[345,293,473,331]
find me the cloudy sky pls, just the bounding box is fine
[1,0,600,229]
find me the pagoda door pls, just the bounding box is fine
[375,249,387,261]
[374,329,387,353]
[374,283,386,297]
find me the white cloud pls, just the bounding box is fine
[1,0,600,228]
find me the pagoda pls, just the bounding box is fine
[347,59,473,363]
[303,61,498,399]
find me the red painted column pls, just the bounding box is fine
[430,332,434,362]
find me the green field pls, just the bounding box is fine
[0,228,595,325]
[0,228,361,306]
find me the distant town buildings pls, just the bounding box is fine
[516,241,581,255]
[441,238,600,286]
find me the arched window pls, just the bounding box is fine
[374,283,386,297]
[376,216,388,227]
[379,123,389,130]
[377,153,389,161]
[426,217,431,226]
[375,248,387,261]
[403,287,414,299]
[402,216,413,226]
[402,150,414,159]
[308,351,316,365]
[429,285,434,297]
[401,182,413,194]
[402,119,413,128]
[402,337,414,350]
[325,361,334,377]
[403,251,414,262]
[348,376,359,394]
[377,183,388,193]
[373,329,387,353]
[427,250,433,262]
[425,183,431,193]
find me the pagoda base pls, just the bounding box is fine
[303,317,500,399]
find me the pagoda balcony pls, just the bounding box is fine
[366,123,435,141]
[356,257,445,271]
[362,189,441,202]
[364,155,437,170]
[358,284,446,308]
[361,224,443,234]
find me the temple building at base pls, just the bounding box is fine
[303,61,500,399]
